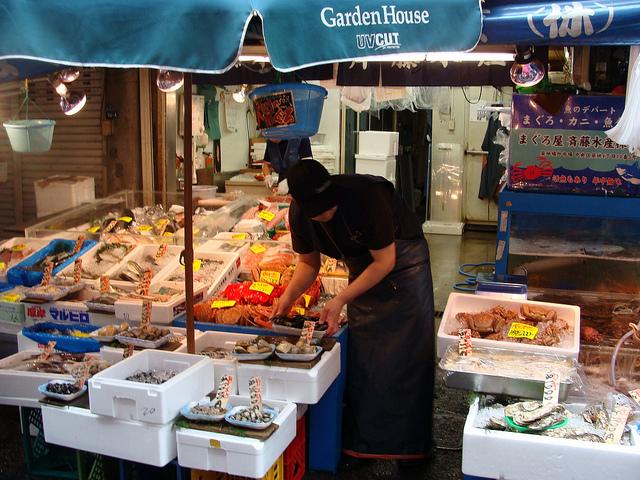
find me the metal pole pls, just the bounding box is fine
[183,73,195,354]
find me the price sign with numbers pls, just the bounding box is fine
[250,244,267,255]
[155,244,168,261]
[100,275,111,293]
[250,282,274,296]
[258,210,276,222]
[604,405,631,444]
[293,306,305,315]
[39,341,56,360]
[72,235,85,254]
[73,259,83,284]
[211,300,236,309]
[213,375,234,409]
[138,268,152,296]
[458,329,472,356]
[542,371,560,405]
[260,270,281,284]
[41,261,53,286]
[103,220,118,234]
[124,344,135,358]
[141,300,152,328]
[301,320,315,345]
[508,322,538,340]
[249,376,263,411]
[232,233,247,240]
[74,363,91,389]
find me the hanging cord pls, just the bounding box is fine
[609,318,640,389]
[13,79,49,121]
[453,262,495,292]
[461,86,483,105]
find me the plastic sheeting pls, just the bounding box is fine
[340,86,451,113]
[606,46,640,156]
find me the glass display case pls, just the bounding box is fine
[24,190,255,245]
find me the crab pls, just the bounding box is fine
[511,155,553,183]
[520,304,557,323]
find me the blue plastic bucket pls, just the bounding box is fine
[250,83,327,140]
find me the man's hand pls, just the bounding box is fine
[271,295,293,319]
[319,296,345,336]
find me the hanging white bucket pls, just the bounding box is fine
[3,119,55,153]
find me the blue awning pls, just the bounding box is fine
[0,0,482,76]
[483,0,640,45]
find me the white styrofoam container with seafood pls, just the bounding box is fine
[42,404,176,467]
[239,241,298,279]
[176,395,297,478]
[108,244,182,286]
[0,237,49,282]
[438,293,580,359]
[175,331,252,394]
[462,397,640,480]
[114,280,207,325]
[162,250,241,299]
[22,294,119,328]
[0,350,107,408]
[57,242,137,285]
[88,349,214,424]
[198,236,251,255]
[236,340,341,404]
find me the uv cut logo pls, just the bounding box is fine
[356,32,401,51]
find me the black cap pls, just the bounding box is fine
[287,160,338,218]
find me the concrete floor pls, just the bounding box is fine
[0,231,497,480]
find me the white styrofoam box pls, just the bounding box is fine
[176,331,252,394]
[34,175,95,218]
[176,395,297,478]
[355,154,396,180]
[42,404,176,467]
[99,327,197,364]
[462,398,640,479]
[109,244,182,286]
[0,237,49,282]
[438,292,581,359]
[0,297,26,326]
[237,342,341,404]
[161,251,241,300]
[114,280,206,325]
[23,299,118,327]
[358,131,399,156]
[0,349,103,408]
[89,349,214,424]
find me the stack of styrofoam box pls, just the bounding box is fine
[355,131,399,185]
[34,175,95,218]
[42,350,214,467]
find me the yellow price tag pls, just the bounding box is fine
[303,294,311,308]
[138,225,153,232]
[232,233,247,240]
[181,260,202,272]
[275,229,289,234]
[11,244,26,252]
[250,244,267,254]
[293,307,305,315]
[163,232,174,237]
[507,322,539,340]
[209,439,221,449]
[258,210,276,222]
[0,262,5,270]
[1,293,21,303]
[211,300,237,309]
[87,226,100,233]
[250,282,274,296]
[118,216,133,223]
[260,270,281,284]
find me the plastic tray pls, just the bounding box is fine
[176,395,297,478]
[180,399,231,423]
[275,345,323,362]
[225,406,278,430]
[0,237,49,282]
[88,349,214,424]
[22,322,101,353]
[7,238,97,287]
[232,344,276,361]
[25,281,85,301]
[114,332,173,349]
[38,381,87,402]
[438,292,581,359]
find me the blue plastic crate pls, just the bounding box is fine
[22,322,100,353]
[250,83,327,140]
[7,239,96,286]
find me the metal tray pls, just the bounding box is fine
[444,370,572,401]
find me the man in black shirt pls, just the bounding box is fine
[272,160,434,466]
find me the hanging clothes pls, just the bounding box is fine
[199,85,221,141]
[289,173,434,459]
[479,114,507,202]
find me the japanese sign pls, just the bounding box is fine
[509,94,638,196]
[482,1,640,45]
[253,91,296,130]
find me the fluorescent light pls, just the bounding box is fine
[355,52,514,63]
[238,55,271,63]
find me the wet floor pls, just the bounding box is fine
[0,231,497,480]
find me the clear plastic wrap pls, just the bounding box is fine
[440,344,585,399]
[340,86,372,112]
[606,46,640,155]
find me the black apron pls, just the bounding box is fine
[342,238,435,458]
[266,138,302,183]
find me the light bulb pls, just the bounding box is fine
[510,46,546,87]
[156,69,184,92]
[60,90,87,116]
[57,68,80,83]
[510,60,545,87]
